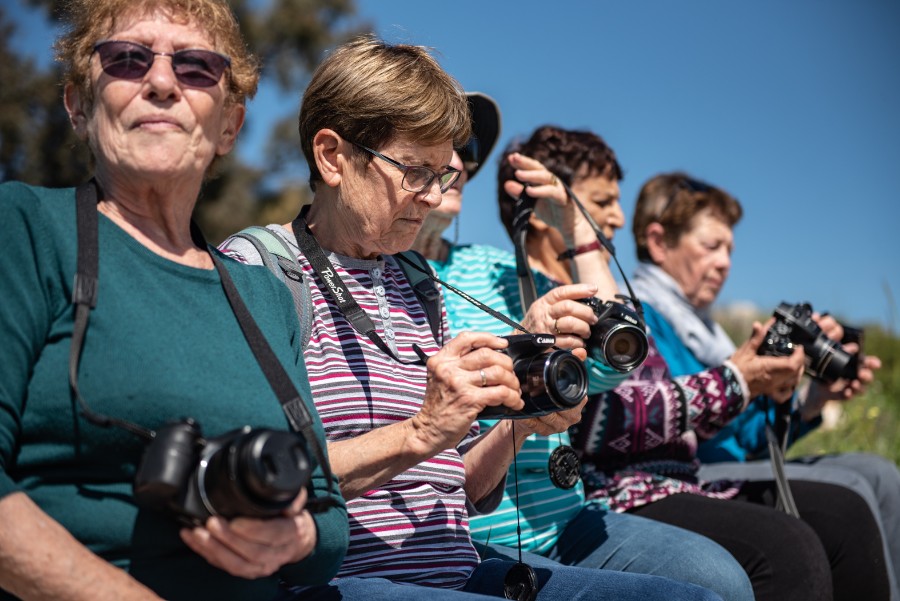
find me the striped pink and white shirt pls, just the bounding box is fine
[221,227,481,589]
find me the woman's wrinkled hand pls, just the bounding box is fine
[180,488,316,579]
[729,319,806,403]
[519,283,599,357]
[801,346,881,420]
[412,332,524,452]
[519,397,589,436]
[503,153,591,246]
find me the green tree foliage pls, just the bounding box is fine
[2,0,368,242]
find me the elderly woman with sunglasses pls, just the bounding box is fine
[0,1,347,600]
[221,37,724,601]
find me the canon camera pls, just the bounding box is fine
[478,333,588,419]
[758,302,860,382]
[578,297,649,373]
[133,419,311,526]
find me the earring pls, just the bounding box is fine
[452,216,460,247]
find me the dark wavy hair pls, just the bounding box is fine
[496,125,623,240]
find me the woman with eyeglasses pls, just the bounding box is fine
[220,37,724,601]
[0,1,348,599]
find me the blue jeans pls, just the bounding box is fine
[478,504,752,601]
[698,451,900,601]
[287,559,722,601]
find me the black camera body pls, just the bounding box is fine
[577,298,649,373]
[133,419,311,526]
[478,333,588,419]
[758,302,859,382]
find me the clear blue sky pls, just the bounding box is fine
[8,0,900,328]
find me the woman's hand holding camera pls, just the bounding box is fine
[519,283,599,359]
[413,332,524,454]
[519,398,590,437]
[729,319,806,403]
[504,153,593,247]
[800,312,882,419]
[179,488,316,579]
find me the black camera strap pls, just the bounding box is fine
[511,190,538,313]
[510,181,645,324]
[69,180,338,502]
[765,398,801,518]
[395,253,533,337]
[291,208,431,366]
[71,181,155,441]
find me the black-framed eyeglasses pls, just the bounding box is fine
[93,40,231,88]
[352,143,461,194]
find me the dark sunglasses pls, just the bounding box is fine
[92,40,231,88]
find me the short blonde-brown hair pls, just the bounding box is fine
[55,0,259,112]
[632,172,743,262]
[298,35,471,190]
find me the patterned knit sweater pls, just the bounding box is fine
[570,336,750,511]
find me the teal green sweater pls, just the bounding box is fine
[0,182,347,600]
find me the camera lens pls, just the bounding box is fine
[201,428,310,519]
[579,299,649,373]
[807,337,857,381]
[593,322,648,373]
[607,328,647,371]
[238,429,310,503]
[516,350,588,415]
[544,351,588,408]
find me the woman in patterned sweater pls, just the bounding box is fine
[428,121,890,601]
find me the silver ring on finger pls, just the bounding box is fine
[479,369,488,387]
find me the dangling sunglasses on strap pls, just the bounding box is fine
[93,40,231,88]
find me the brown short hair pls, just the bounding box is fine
[55,0,259,112]
[496,125,623,240]
[298,35,471,190]
[632,172,743,262]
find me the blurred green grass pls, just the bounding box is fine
[788,324,900,464]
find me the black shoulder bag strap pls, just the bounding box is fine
[395,249,443,346]
[70,180,337,501]
[291,208,426,366]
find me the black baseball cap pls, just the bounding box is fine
[458,92,501,181]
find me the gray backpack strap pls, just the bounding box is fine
[395,249,442,345]
[231,226,314,351]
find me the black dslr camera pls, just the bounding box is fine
[133,418,311,526]
[578,298,649,373]
[478,333,588,419]
[758,302,860,381]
